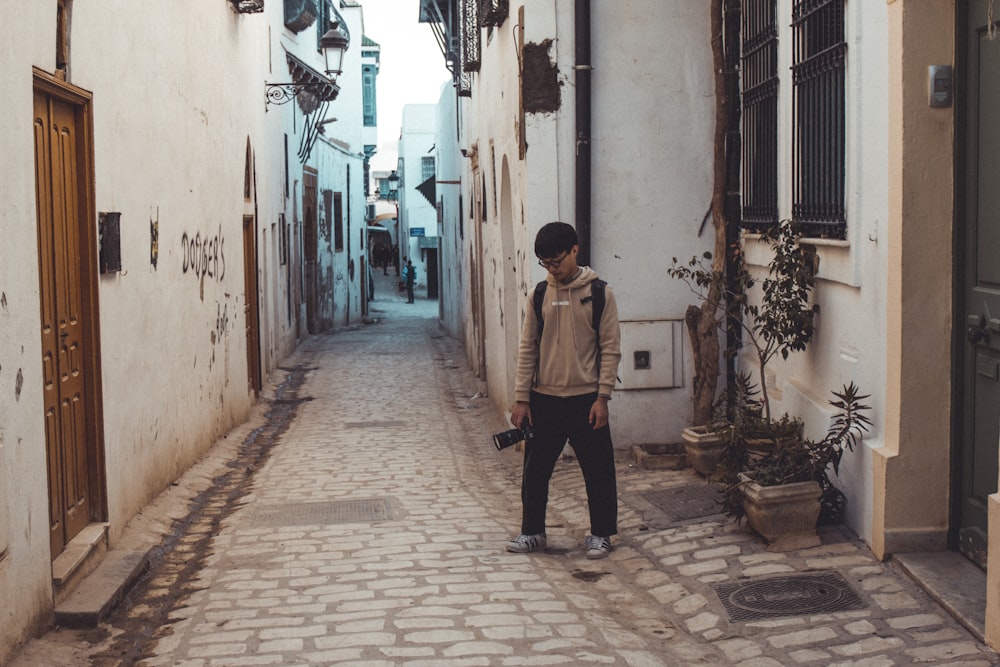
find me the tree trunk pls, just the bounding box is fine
[689,0,730,426]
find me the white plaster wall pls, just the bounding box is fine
[68,1,268,537]
[435,84,465,338]
[0,3,61,658]
[457,0,715,438]
[739,0,891,543]
[589,0,715,445]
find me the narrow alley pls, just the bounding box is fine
[8,270,998,666]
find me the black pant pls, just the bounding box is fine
[520,391,618,537]
[406,282,414,302]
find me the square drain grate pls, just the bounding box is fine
[713,571,865,622]
[343,420,407,429]
[252,498,393,527]
[642,484,724,522]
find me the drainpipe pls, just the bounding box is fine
[575,0,592,267]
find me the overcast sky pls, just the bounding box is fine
[359,0,452,172]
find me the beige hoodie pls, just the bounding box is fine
[514,267,622,402]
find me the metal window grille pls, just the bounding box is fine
[422,157,436,181]
[363,65,376,126]
[463,0,481,72]
[231,0,264,13]
[480,0,508,27]
[457,70,473,97]
[791,0,846,238]
[741,0,779,232]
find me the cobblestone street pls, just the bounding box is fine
[8,272,999,666]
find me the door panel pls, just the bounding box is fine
[959,0,1000,569]
[243,216,262,392]
[34,86,93,556]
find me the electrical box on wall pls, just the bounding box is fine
[617,320,684,390]
[928,65,953,107]
[99,212,121,274]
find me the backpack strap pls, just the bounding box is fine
[533,280,548,342]
[590,279,606,333]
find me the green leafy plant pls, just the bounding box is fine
[720,383,872,524]
[669,219,817,421]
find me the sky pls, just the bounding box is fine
[358,0,452,172]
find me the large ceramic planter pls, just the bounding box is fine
[739,473,822,552]
[681,426,728,477]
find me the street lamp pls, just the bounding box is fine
[265,25,350,107]
[386,170,400,201]
[320,22,350,76]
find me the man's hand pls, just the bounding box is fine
[589,396,609,429]
[510,401,532,430]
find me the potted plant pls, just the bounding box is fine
[672,220,816,477]
[721,383,872,551]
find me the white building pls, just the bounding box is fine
[398,103,442,300]
[0,0,370,659]
[420,0,1000,649]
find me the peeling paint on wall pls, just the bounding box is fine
[523,39,561,114]
[150,208,159,268]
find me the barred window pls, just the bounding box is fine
[422,157,436,181]
[741,0,779,231]
[362,64,376,126]
[792,0,846,238]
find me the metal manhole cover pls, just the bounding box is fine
[252,498,393,527]
[713,571,865,622]
[343,420,407,429]
[642,484,723,522]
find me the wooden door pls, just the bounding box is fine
[243,216,261,392]
[33,75,103,558]
[303,172,318,334]
[958,0,1000,570]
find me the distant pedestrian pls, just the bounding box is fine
[405,259,417,303]
[380,245,389,275]
[393,246,400,277]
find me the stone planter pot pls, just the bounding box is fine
[739,473,822,552]
[681,426,727,477]
[631,443,687,471]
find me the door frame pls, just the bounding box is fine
[33,67,108,555]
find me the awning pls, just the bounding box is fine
[282,51,340,114]
[416,175,436,206]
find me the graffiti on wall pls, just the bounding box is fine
[181,226,226,283]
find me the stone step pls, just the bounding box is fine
[54,550,149,628]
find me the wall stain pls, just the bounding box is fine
[523,39,561,114]
[15,369,23,402]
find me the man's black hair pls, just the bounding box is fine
[534,222,578,259]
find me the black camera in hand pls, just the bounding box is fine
[493,420,535,451]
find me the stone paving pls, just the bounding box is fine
[10,273,1000,666]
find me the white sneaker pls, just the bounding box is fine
[584,535,612,559]
[506,533,546,553]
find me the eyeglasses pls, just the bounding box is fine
[538,252,569,269]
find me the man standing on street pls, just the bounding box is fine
[506,222,622,559]
[405,259,417,303]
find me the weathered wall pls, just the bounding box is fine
[457,0,715,434]
[0,0,366,660]
[0,3,60,657]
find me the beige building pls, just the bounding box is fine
[422,0,1000,650]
